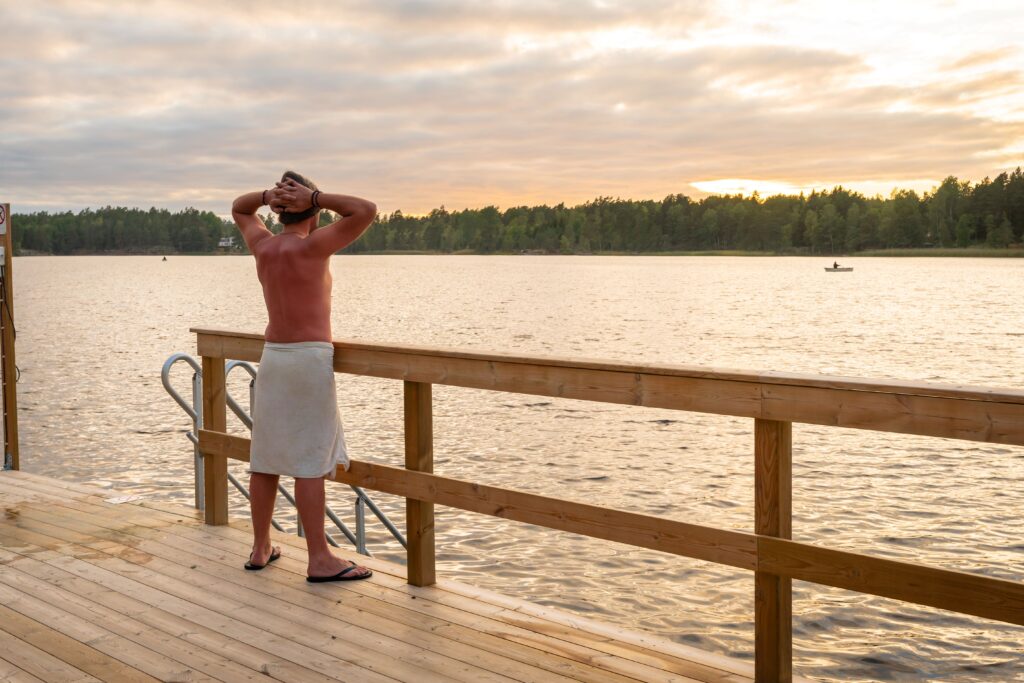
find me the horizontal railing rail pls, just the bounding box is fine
[193,328,1024,446]
[191,328,1024,683]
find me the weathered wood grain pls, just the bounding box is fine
[758,537,1024,627]
[199,356,227,526]
[191,329,1024,445]
[1,204,19,471]
[753,420,792,683]
[405,381,436,587]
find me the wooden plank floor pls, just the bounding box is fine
[0,470,761,683]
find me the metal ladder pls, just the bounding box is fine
[161,353,406,556]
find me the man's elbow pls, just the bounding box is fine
[354,201,377,228]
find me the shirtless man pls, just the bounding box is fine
[231,171,376,581]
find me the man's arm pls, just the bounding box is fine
[231,190,276,252]
[307,193,377,256]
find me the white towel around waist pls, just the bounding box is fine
[250,341,349,478]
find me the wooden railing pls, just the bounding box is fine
[192,328,1024,683]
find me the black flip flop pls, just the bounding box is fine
[244,547,281,571]
[306,561,372,583]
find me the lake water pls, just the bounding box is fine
[13,255,1024,682]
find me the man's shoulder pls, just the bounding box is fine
[255,235,328,263]
[253,233,285,253]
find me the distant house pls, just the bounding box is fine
[217,236,237,250]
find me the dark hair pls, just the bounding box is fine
[278,170,320,225]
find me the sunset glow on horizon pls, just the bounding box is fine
[1,0,1022,215]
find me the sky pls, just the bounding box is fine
[1,0,1022,215]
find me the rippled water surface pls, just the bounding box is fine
[14,255,1024,681]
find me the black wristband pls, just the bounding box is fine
[311,190,321,209]
[261,189,268,205]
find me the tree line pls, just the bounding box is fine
[13,168,1024,255]
[14,207,229,254]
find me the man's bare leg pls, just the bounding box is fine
[295,476,371,578]
[249,472,280,564]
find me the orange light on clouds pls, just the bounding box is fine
[691,178,946,199]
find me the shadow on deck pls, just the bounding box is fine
[0,471,760,683]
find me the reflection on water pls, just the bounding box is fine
[15,255,1024,682]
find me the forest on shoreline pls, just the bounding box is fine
[12,169,1024,256]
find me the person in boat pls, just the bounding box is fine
[833,261,839,269]
[232,171,376,582]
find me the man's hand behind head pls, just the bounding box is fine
[264,186,291,214]
[274,179,314,212]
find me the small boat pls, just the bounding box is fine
[825,267,853,272]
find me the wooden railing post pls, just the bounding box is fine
[1,203,18,471]
[754,418,793,682]
[201,355,228,525]
[404,381,435,586]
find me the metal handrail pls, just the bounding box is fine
[352,485,405,548]
[162,353,406,555]
[225,360,255,429]
[162,354,203,508]
[161,353,201,421]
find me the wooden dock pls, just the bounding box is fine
[0,470,758,683]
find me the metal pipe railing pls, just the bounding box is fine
[162,353,204,509]
[353,485,407,549]
[163,353,406,555]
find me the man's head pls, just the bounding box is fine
[278,170,319,225]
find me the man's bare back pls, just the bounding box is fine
[255,234,333,342]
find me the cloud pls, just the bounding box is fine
[910,70,1023,107]
[943,47,1017,72]
[0,1,1022,214]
